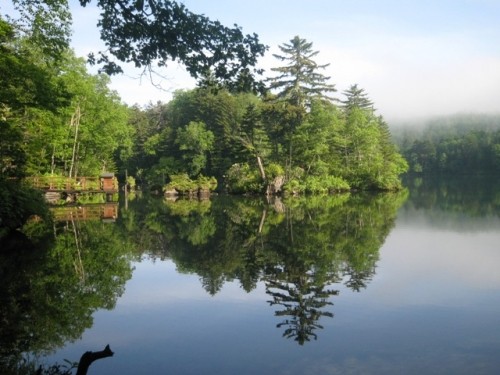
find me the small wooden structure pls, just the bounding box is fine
[51,203,119,222]
[25,173,119,204]
[100,173,116,192]
[25,174,118,193]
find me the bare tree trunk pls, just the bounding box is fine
[74,142,80,178]
[50,144,56,175]
[256,155,266,180]
[69,104,81,178]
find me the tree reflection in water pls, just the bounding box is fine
[147,192,408,344]
[0,216,134,374]
[0,190,407,373]
[266,274,338,345]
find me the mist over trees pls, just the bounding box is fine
[392,114,500,174]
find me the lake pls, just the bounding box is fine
[1,175,500,374]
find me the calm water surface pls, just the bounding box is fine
[2,176,500,374]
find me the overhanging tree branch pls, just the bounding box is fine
[83,0,268,91]
[11,0,268,92]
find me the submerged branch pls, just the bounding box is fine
[76,344,114,375]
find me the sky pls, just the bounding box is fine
[26,1,500,121]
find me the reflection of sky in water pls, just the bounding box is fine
[45,214,500,375]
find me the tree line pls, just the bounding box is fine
[392,114,500,174]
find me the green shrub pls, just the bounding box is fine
[164,174,218,194]
[304,176,328,194]
[126,176,136,190]
[196,175,218,191]
[283,175,350,196]
[165,173,198,193]
[225,163,263,194]
[323,175,351,192]
[265,163,285,179]
[283,178,305,195]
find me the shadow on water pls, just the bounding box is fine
[1,190,408,372]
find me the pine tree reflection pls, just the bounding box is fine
[260,192,407,344]
[129,191,408,345]
[265,271,339,345]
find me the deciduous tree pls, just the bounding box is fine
[11,0,268,90]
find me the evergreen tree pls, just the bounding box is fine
[266,36,336,177]
[339,86,407,189]
[341,84,374,114]
[268,36,336,109]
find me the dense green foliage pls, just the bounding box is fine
[123,37,406,193]
[0,14,132,233]
[393,114,500,174]
[0,14,133,179]
[125,81,407,193]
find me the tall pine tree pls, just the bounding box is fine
[266,36,336,175]
[268,36,336,109]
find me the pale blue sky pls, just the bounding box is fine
[6,0,500,121]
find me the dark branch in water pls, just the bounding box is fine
[76,345,114,375]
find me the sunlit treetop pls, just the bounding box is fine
[341,84,374,113]
[268,35,336,108]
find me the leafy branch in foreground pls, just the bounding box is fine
[10,0,268,91]
[83,0,268,91]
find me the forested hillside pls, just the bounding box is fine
[392,114,500,174]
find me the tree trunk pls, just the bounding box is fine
[256,155,266,180]
[50,145,56,175]
[69,104,81,178]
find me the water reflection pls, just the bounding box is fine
[5,178,500,373]
[0,216,133,373]
[1,190,409,371]
[119,191,408,345]
[403,175,500,230]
